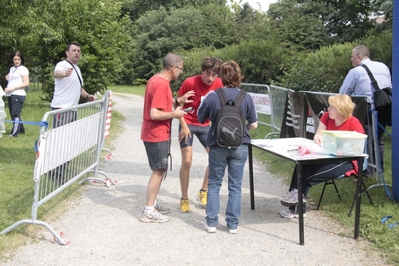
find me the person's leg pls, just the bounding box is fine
[225,145,248,231]
[201,161,209,191]
[145,168,167,207]
[282,161,354,218]
[196,125,211,206]
[0,98,6,135]
[282,162,353,217]
[141,141,169,223]
[377,121,386,171]
[178,124,195,212]
[287,162,353,197]
[306,161,354,195]
[19,95,25,134]
[9,95,25,136]
[281,164,312,208]
[206,146,227,229]
[179,146,193,199]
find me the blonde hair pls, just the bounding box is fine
[328,94,355,118]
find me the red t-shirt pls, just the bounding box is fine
[320,112,365,133]
[141,75,173,142]
[320,112,365,176]
[178,75,223,126]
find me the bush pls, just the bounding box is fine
[277,30,392,93]
[219,39,289,85]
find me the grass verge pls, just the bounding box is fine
[0,87,125,261]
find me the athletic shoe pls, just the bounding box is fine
[279,209,306,219]
[179,198,191,213]
[204,222,216,233]
[154,203,170,214]
[140,210,169,223]
[228,226,238,234]
[197,190,207,207]
[280,188,307,207]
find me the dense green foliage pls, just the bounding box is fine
[279,30,392,92]
[0,0,393,96]
[0,0,133,101]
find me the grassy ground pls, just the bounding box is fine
[0,85,398,264]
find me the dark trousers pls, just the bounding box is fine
[288,162,353,213]
[365,111,386,175]
[8,95,26,136]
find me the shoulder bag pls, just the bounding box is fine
[361,64,392,125]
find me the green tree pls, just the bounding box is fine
[373,0,393,31]
[220,39,289,84]
[267,0,329,51]
[133,7,204,79]
[0,0,133,99]
[121,0,227,22]
[321,0,374,43]
[267,0,375,48]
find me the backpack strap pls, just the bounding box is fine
[234,90,247,106]
[215,88,229,106]
[215,88,247,106]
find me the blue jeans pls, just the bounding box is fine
[206,145,248,230]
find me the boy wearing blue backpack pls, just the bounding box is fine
[198,61,257,234]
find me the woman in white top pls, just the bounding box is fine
[4,51,29,137]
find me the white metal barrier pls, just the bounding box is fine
[240,83,294,137]
[0,90,113,245]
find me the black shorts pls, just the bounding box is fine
[178,124,209,149]
[143,141,170,170]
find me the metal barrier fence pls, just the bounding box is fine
[240,83,294,137]
[0,90,113,245]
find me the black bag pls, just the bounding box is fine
[214,89,247,149]
[374,87,392,109]
[361,65,392,125]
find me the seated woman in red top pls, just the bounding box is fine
[280,94,365,219]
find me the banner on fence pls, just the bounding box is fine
[248,92,271,115]
[280,91,368,140]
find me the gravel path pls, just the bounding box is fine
[2,93,389,265]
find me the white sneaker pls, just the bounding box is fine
[140,210,169,223]
[204,222,216,233]
[279,209,306,219]
[281,189,307,207]
[228,226,238,234]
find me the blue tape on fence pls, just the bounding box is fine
[4,120,48,128]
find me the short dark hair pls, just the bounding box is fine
[201,56,222,73]
[66,42,81,52]
[10,51,25,65]
[220,60,243,88]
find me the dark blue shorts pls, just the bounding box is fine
[179,124,209,149]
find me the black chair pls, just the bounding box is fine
[316,167,373,217]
